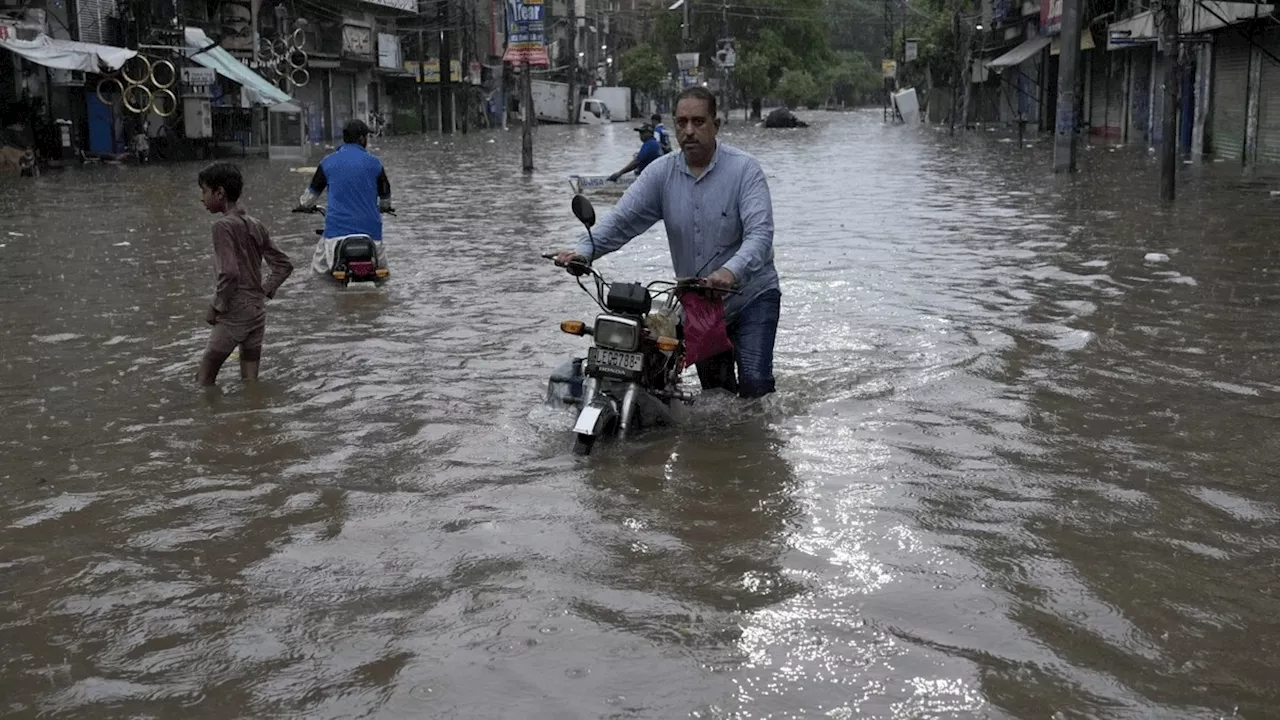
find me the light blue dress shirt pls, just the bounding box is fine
[574,142,780,320]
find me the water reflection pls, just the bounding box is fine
[5,111,1280,718]
[574,417,804,624]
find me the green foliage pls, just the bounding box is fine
[775,69,819,108]
[734,49,773,100]
[618,44,668,97]
[820,51,883,105]
[650,0,832,102]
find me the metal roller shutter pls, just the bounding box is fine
[1129,46,1153,144]
[331,72,355,142]
[1212,34,1250,161]
[1089,49,1109,133]
[293,79,326,144]
[1255,29,1280,164]
[1106,50,1126,137]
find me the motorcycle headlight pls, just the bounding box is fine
[594,316,640,352]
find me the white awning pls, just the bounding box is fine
[1107,2,1274,48]
[183,27,290,106]
[0,34,135,73]
[985,36,1051,69]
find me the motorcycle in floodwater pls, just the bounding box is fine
[292,205,394,287]
[545,194,725,456]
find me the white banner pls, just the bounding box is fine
[361,0,415,11]
[377,32,400,69]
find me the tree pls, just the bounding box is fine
[734,29,803,118]
[819,51,882,106]
[775,69,819,109]
[648,0,834,116]
[619,43,669,99]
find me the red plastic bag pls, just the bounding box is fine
[678,290,733,369]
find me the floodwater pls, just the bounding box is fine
[3,111,1280,719]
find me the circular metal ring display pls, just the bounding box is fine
[123,83,153,114]
[291,28,306,49]
[95,76,124,107]
[273,37,289,56]
[150,88,177,117]
[289,49,307,69]
[149,59,176,90]
[121,55,152,85]
[290,67,310,88]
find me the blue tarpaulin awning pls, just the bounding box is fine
[183,27,289,106]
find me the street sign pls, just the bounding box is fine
[676,52,699,70]
[905,39,918,62]
[181,67,217,85]
[882,59,897,78]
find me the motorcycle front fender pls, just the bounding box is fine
[573,397,617,437]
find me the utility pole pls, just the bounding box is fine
[720,0,728,124]
[1158,0,1179,200]
[439,0,454,134]
[522,61,534,171]
[884,0,892,121]
[682,0,691,49]
[1052,0,1082,172]
[417,27,427,133]
[568,0,579,123]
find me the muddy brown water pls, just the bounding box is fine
[2,112,1279,719]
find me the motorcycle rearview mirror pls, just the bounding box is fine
[571,194,596,229]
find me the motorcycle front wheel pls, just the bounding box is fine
[572,433,596,456]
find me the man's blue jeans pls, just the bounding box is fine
[694,289,781,399]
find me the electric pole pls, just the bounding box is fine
[522,61,534,171]
[717,0,728,123]
[417,27,427,133]
[439,0,454,134]
[568,0,578,123]
[884,0,892,121]
[683,0,691,50]
[1052,0,1082,172]
[1158,0,1179,200]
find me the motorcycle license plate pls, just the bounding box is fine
[590,347,643,373]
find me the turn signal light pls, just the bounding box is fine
[375,268,389,278]
[561,320,586,335]
[332,271,347,280]
[656,336,680,352]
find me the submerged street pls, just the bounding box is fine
[3,111,1280,718]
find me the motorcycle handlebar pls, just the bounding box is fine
[541,255,737,294]
[291,207,394,216]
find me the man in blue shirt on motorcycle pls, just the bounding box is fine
[297,119,392,274]
[607,123,664,183]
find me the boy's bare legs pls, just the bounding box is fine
[239,343,262,382]
[197,350,232,386]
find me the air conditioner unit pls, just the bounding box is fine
[51,69,86,86]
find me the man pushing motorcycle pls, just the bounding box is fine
[554,87,781,399]
[296,118,393,275]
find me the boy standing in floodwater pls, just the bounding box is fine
[196,162,294,386]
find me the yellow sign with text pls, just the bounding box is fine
[404,60,462,83]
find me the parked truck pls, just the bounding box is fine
[590,86,633,122]
[531,79,610,125]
